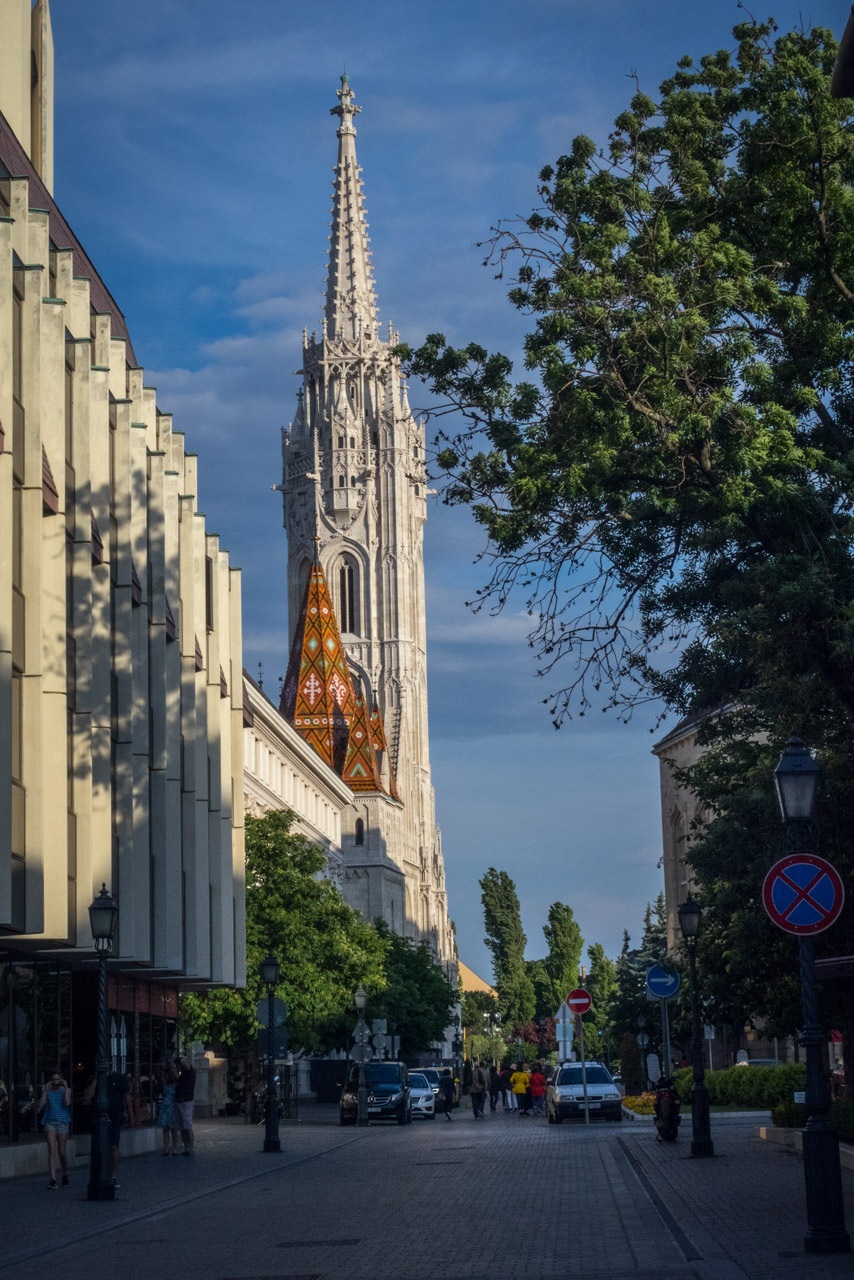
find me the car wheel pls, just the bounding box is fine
[407,1105,413,1124]
[554,1112,563,1124]
[429,1110,436,1119]
[547,1111,554,1124]
[397,1105,407,1125]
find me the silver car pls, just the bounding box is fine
[547,1062,623,1123]
[409,1071,436,1119]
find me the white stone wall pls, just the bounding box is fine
[652,718,707,949]
[0,176,245,987]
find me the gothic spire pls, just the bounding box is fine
[325,75,379,343]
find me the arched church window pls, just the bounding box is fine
[355,818,364,846]
[339,474,345,487]
[338,435,344,448]
[414,485,420,496]
[350,436,355,448]
[338,556,358,634]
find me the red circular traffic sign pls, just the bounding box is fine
[566,988,592,1015]
[762,853,845,936]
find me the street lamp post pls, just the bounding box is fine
[259,953,281,1153]
[354,985,369,1127]
[773,737,850,1254]
[537,1014,546,1060]
[678,897,714,1158]
[87,884,119,1202]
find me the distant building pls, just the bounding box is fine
[0,0,245,1164]
[279,78,453,967]
[651,709,710,949]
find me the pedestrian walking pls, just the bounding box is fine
[175,1054,197,1154]
[488,1064,500,1112]
[469,1059,487,1118]
[156,1063,182,1155]
[530,1064,547,1115]
[510,1063,531,1115]
[439,1068,455,1120]
[38,1070,71,1189]
[499,1065,516,1110]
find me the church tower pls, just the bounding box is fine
[280,77,453,965]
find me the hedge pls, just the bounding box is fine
[772,1099,854,1144]
[673,1063,806,1108]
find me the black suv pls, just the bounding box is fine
[339,1062,412,1125]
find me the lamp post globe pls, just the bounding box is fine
[87,885,119,1201]
[678,897,714,1158]
[260,953,282,1153]
[773,735,819,829]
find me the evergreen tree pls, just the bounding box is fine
[638,894,668,969]
[542,902,584,1012]
[480,868,535,1026]
[586,942,618,1063]
[525,958,553,1020]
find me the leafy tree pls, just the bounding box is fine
[460,988,497,1033]
[480,868,535,1025]
[542,902,584,1011]
[619,1031,645,1096]
[370,919,457,1057]
[586,941,619,1061]
[610,929,647,1045]
[181,809,386,1052]
[398,18,854,743]
[525,957,553,1019]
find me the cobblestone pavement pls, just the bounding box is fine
[1,1108,852,1280]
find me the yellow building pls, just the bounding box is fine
[0,0,245,1167]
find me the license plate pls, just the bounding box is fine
[368,1106,381,1113]
[588,1102,601,1109]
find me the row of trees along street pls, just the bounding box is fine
[462,868,677,1095]
[181,810,456,1069]
[399,16,854,1100]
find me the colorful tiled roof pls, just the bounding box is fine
[342,689,384,792]
[280,562,356,774]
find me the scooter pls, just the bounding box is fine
[653,1077,681,1142]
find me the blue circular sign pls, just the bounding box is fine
[646,964,681,999]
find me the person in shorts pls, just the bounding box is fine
[175,1055,197,1155]
[38,1070,72,1189]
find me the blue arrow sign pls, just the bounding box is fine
[646,964,681,1000]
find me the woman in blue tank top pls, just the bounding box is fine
[38,1070,72,1189]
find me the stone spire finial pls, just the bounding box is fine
[325,76,379,342]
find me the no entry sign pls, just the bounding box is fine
[762,854,845,937]
[566,988,592,1015]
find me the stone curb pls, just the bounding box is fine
[757,1124,854,1170]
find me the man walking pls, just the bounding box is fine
[175,1054,197,1155]
[469,1059,487,1118]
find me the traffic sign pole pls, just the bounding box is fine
[579,1017,590,1126]
[661,998,672,1081]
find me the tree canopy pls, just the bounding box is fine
[399,18,854,746]
[480,867,535,1025]
[542,901,584,1012]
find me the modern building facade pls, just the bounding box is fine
[0,0,245,1158]
[280,77,453,966]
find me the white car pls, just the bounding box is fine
[409,1072,436,1119]
[547,1062,623,1123]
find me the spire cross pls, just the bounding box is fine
[330,74,361,137]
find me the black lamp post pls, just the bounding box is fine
[537,1014,546,1059]
[259,953,281,1152]
[87,884,119,1201]
[678,896,714,1158]
[354,985,369,1127]
[773,737,850,1254]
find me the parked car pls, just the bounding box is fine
[408,1072,436,1119]
[547,1062,623,1123]
[417,1067,443,1110]
[339,1062,412,1125]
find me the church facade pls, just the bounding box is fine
[279,77,453,966]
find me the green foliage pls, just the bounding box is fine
[772,1100,854,1142]
[399,17,854,745]
[370,919,457,1057]
[460,988,497,1031]
[586,942,618,1053]
[181,810,386,1053]
[480,868,535,1025]
[525,958,553,1019]
[674,1062,806,1108]
[542,902,584,1012]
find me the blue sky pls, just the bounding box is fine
[48,0,846,984]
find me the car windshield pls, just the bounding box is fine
[420,1069,440,1085]
[363,1064,402,1085]
[557,1066,612,1086]
[409,1074,428,1088]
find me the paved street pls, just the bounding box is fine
[1,1108,852,1280]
